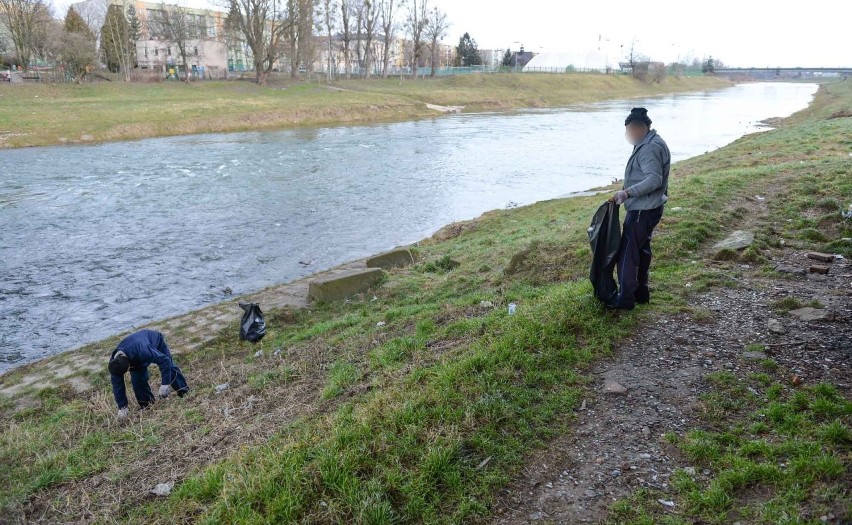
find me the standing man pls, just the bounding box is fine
[607,107,670,310]
[108,329,189,419]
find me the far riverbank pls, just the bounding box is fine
[0,74,729,148]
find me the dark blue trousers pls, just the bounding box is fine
[615,205,664,308]
[129,336,188,408]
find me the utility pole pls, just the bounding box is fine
[513,40,522,72]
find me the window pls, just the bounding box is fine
[154,48,158,56]
[194,47,198,56]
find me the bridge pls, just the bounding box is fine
[714,67,852,78]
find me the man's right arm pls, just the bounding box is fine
[111,373,128,409]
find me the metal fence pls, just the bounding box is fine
[521,66,613,74]
[4,62,709,83]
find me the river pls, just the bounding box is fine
[0,82,817,373]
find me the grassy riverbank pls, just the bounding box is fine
[0,74,728,148]
[1,80,850,524]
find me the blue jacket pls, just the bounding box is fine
[110,330,174,409]
[623,129,671,211]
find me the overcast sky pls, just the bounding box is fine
[53,0,849,67]
[440,0,850,67]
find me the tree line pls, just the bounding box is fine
[231,0,460,85]
[0,0,99,80]
[0,0,486,85]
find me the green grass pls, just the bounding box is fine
[0,74,728,148]
[771,296,825,313]
[607,377,851,525]
[0,80,850,522]
[321,361,360,399]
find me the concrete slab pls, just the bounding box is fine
[308,268,386,302]
[366,248,415,269]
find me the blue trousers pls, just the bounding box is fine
[615,205,663,308]
[129,336,188,408]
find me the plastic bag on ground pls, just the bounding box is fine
[238,302,267,343]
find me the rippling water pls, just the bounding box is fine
[0,82,817,372]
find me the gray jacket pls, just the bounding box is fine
[622,129,670,211]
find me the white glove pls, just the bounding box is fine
[117,407,129,420]
[158,385,171,399]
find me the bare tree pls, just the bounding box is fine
[0,0,50,70]
[623,38,650,81]
[402,0,426,79]
[74,0,107,46]
[320,0,336,81]
[153,2,198,83]
[28,5,54,64]
[650,62,666,84]
[297,0,316,77]
[284,0,297,77]
[57,30,98,82]
[378,0,395,78]
[226,0,290,84]
[353,0,363,73]
[283,0,315,79]
[361,0,378,78]
[339,0,353,78]
[424,5,446,77]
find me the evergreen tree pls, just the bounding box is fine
[501,47,512,67]
[64,6,94,39]
[455,32,481,67]
[127,4,141,41]
[126,4,140,66]
[101,4,131,74]
[63,6,96,81]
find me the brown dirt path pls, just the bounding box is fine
[490,250,851,524]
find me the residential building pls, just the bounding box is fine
[73,0,243,76]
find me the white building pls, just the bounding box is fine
[523,51,615,73]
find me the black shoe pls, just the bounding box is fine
[177,388,189,398]
[635,286,650,305]
[604,299,635,311]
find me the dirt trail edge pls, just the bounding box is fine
[491,216,851,521]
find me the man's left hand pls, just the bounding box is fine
[158,385,171,399]
[609,190,629,205]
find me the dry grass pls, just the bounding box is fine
[3,78,849,524]
[338,74,729,110]
[0,75,728,148]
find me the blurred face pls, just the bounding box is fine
[625,122,649,146]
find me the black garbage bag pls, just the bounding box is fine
[587,201,622,302]
[238,302,267,343]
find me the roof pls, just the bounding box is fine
[523,51,614,71]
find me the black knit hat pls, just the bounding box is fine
[625,107,652,127]
[109,353,129,376]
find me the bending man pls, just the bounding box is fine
[608,107,671,310]
[108,329,189,419]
